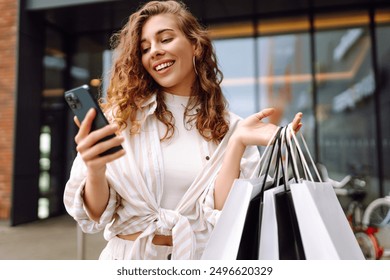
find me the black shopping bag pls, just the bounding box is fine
[237,128,282,260]
[274,189,306,259]
[236,191,263,259]
[274,126,305,260]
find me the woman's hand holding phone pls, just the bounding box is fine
[65,85,125,220]
[74,108,126,176]
[65,84,125,174]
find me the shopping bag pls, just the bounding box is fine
[236,178,275,260]
[236,187,263,260]
[236,128,283,260]
[274,188,306,259]
[258,184,284,259]
[257,130,283,260]
[275,127,305,260]
[260,187,305,260]
[201,176,273,260]
[284,124,364,259]
[290,180,365,259]
[202,127,282,260]
[259,127,305,260]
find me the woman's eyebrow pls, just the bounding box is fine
[141,28,175,43]
[156,28,174,35]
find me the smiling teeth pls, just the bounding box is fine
[155,62,174,71]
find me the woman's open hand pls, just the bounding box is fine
[231,108,303,148]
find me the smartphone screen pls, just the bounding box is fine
[64,85,123,156]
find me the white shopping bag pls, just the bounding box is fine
[258,184,286,260]
[202,128,284,260]
[290,180,365,259]
[201,176,273,260]
[280,123,365,260]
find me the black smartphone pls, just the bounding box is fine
[64,85,123,156]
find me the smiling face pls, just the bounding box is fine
[140,14,196,96]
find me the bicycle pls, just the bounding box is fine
[317,163,384,260]
[362,193,390,259]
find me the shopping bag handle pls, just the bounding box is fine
[256,126,283,178]
[276,126,289,190]
[283,125,306,183]
[279,126,302,188]
[258,126,283,197]
[286,124,314,181]
[286,124,323,182]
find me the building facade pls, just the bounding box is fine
[0,0,18,220]
[1,0,389,225]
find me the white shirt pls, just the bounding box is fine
[63,93,260,259]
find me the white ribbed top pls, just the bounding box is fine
[159,92,203,209]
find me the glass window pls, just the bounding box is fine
[212,24,315,157]
[40,27,67,219]
[257,33,315,154]
[214,38,257,118]
[38,125,51,219]
[70,35,106,95]
[314,18,379,202]
[376,10,390,196]
[44,28,65,92]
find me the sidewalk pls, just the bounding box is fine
[1,214,389,260]
[0,215,106,260]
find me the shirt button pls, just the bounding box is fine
[167,253,172,260]
[205,156,210,160]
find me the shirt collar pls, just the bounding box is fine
[140,92,202,116]
[141,94,158,117]
[141,94,157,109]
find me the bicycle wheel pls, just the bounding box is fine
[354,231,378,260]
[363,197,390,227]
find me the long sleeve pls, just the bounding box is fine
[63,153,119,233]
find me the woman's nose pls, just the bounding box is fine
[150,43,164,58]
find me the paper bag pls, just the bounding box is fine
[290,180,365,259]
[258,184,285,259]
[201,176,272,260]
[274,188,305,260]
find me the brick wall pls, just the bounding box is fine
[0,0,18,219]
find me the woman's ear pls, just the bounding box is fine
[192,42,201,57]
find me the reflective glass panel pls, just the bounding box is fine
[257,33,315,153]
[315,23,379,201]
[214,38,257,118]
[376,12,390,196]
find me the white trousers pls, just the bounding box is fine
[99,236,173,260]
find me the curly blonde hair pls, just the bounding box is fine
[103,0,229,143]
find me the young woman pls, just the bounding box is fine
[64,0,302,260]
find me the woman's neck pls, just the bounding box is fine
[161,81,193,97]
[163,92,190,108]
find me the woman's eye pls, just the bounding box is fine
[142,47,150,54]
[162,38,173,43]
